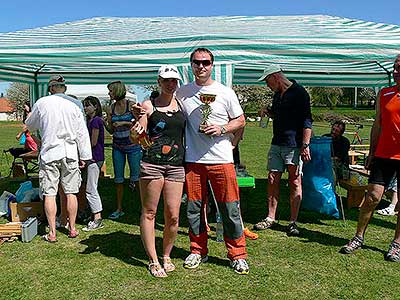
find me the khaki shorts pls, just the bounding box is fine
[268,145,302,173]
[140,161,185,182]
[39,158,81,196]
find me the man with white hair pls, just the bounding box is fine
[253,65,312,236]
[26,75,92,242]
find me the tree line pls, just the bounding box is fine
[5,83,376,120]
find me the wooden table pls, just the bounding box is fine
[349,144,370,150]
[349,165,370,177]
[348,150,369,165]
[339,179,367,208]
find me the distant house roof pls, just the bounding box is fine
[0,97,14,113]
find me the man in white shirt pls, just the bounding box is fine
[176,48,249,274]
[26,75,92,242]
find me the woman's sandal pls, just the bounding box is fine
[163,257,176,273]
[148,262,168,278]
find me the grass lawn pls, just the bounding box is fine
[0,114,399,300]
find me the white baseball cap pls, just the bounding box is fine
[158,65,182,80]
[257,65,282,82]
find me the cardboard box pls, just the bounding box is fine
[9,201,44,222]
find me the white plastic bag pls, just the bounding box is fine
[0,191,16,216]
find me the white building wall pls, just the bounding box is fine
[0,112,16,121]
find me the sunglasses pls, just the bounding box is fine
[192,60,212,67]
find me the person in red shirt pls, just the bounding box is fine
[341,55,400,262]
[9,102,38,157]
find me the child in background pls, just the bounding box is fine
[82,96,105,231]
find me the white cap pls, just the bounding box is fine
[257,65,282,81]
[158,65,182,80]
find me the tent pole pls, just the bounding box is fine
[353,87,358,108]
[374,61,392,86]
[33,64,46,103]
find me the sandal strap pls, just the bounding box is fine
[148,262,167,278]
[162,257,176,272]
[163,256,172,263]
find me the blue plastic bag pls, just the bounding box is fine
[302,137,339,218]
[19,132,26,145]
[15,181,33,203]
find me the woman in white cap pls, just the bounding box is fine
[131,65,185,277]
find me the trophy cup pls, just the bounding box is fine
[130,127,153,150]
[199,93,216,133]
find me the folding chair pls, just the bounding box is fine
[19,151,39,178]
[2,148,36,179]
[2,148,25,178]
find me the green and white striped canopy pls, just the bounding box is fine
[0,15,399,100]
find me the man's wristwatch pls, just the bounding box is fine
[302,142,310,149]
[220,126,227,135]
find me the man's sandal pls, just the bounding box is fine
[42,234,57,243]
[68,229,79,238]
[163,257,176,273]
[148,262,168,278]
[253,218,275,231]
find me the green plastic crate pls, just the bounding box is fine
[237,176,255,188]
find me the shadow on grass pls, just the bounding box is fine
[242,178,398,231]
[299,227,386,254]
[79,231,147,266]
[78,230,228,267]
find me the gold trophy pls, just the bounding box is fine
[199,93,216,133]
[129,125,153,150]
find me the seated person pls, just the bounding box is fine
[9,124,38,157]
[323,120,350,181]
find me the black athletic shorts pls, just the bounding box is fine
[368,157,400,188]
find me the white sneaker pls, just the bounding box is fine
[377,205,396,216]
[231,258,249,275]
[82,219,104,232]
[183,253,208,269]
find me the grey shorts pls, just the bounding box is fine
[140,161,185,182]
[39,158,81,196]
[268,145,302,173]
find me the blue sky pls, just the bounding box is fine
[1,0,399,98]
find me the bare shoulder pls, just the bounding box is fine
[141,99,154,112]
